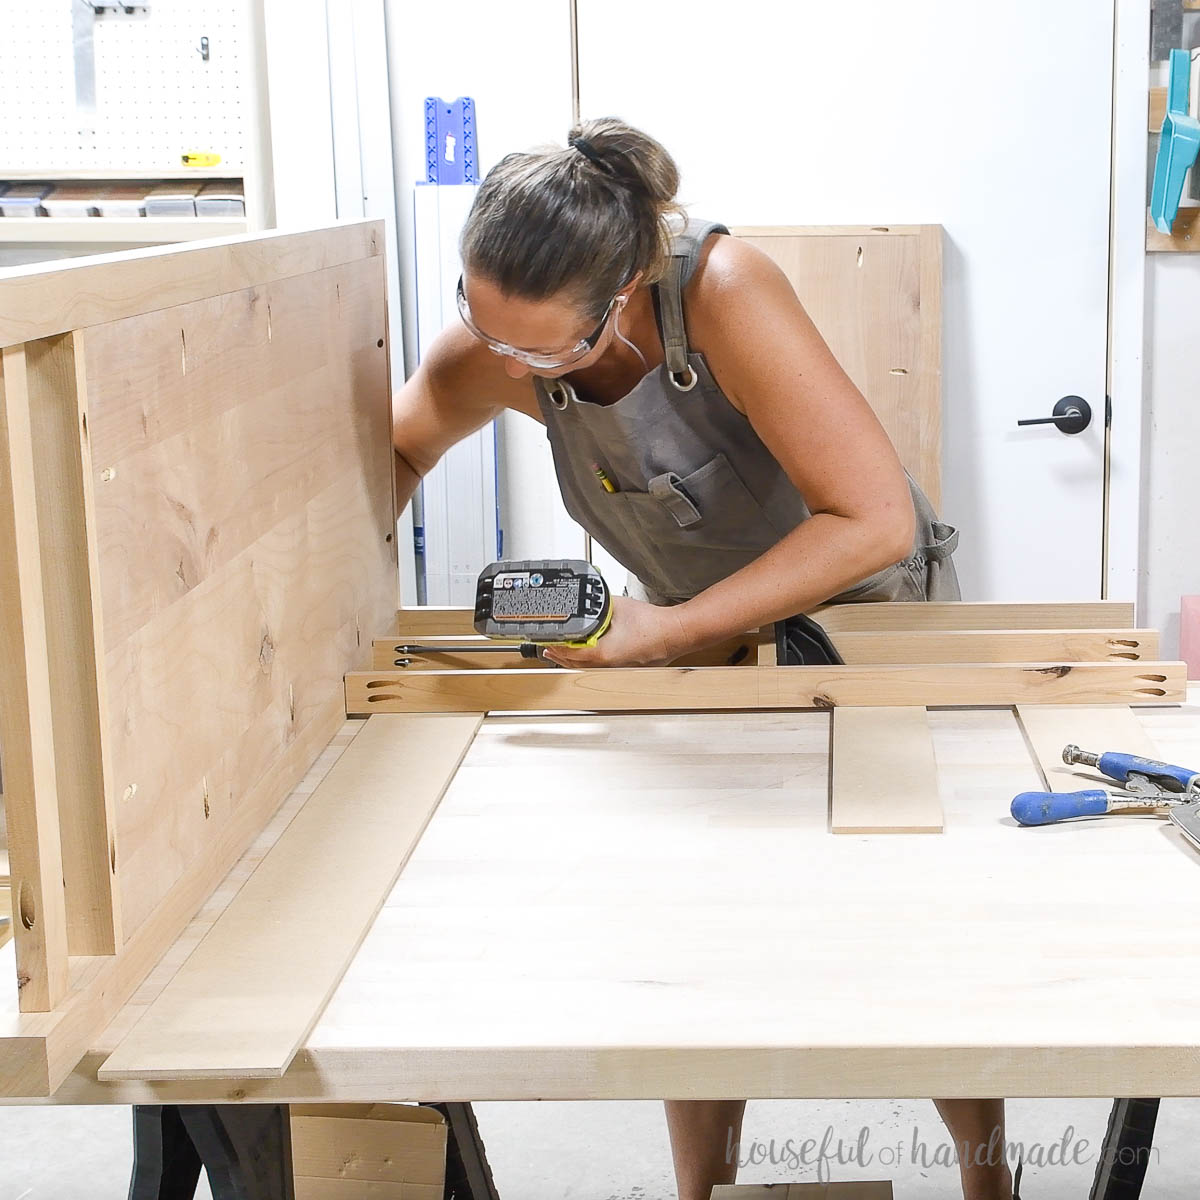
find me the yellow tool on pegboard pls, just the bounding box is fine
[181,151,222,168]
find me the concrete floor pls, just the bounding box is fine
[4,1097,1200,1199]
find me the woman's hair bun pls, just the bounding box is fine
[567,117,680,208]
[460,118,685,318]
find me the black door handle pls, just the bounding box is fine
[1017,396,1092,435]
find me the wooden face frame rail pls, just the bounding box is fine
[363,600,1182,714]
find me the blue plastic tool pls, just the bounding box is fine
[424,96,478,185]
[1012,789,1114,826]
[1010,743,1200,827]
[1150,49,1200,234]
[1062,744,1200,793]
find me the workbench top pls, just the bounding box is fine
[41,690,1200,1105]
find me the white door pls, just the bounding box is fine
[577,0,1115,602]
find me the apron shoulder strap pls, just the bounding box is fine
[651,218,730,392]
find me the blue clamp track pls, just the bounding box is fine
[424,96,478,185]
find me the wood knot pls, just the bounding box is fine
[1029,665,1071,678]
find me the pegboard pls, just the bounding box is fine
[0,0,249,174]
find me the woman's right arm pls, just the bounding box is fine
[391,324,530,510]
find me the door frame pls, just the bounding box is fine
[1107,0,1151,605]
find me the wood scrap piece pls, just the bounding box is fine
[831,707,943,833]
[395,607,476,637]
[814,600,1135,632]
[1016,705,1160,794]
[834,628,1158,664]
[97,713,482,1081]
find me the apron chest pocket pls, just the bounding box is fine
[599,453,780,599]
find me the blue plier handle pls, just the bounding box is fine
[1010,745,1200,827]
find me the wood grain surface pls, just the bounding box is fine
[36,695,1200,1104]
[347,661,1186,715]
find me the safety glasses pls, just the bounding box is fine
[455,274,621,371]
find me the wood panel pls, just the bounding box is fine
[0,346,70,1011]
[375,633,763,671]
[98,715,481,1082]
[1146,207,1200,252]
[831,708,942,833]
[833,628,1158,663]
[0,690,350,1098]
[814,600,1135,632]
[0,222,381,349]
[49,694,1200,1105]
[379,628,1155,670]
[0,221,398,1090]
[395,600,1138,638]
[347,662,1186,715]
[396,607,477,637]
[85,255,396,940]
[1150,85,1167,131]
[24,333,119,956]
[1015,705,1161,795]
[732,226,942,507]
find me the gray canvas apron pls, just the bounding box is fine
[532,218,960,619]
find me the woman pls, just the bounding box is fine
[391,118,1015,1200]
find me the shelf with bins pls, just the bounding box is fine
[0,175,248,246]
[0,217,248,244]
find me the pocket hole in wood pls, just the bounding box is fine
[890,367,908,376]
[101,467,117,483]
[1110,639,1140,648]
[856,246,864,267]
[17,881,35,930]
[1138,674,1168,683]
[366,693,399,702]
[110,838,117,874]
[122,782,137,802]
[365,679,393,689]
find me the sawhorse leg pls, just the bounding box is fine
[129,1104,294,1200]
[131,1101,499,1200]
[424,1102,501,1200]
[1090,1098,1159,1200]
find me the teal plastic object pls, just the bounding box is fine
[1150,49,1200,234]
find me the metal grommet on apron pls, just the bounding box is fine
[546,379,571,410]
[670,364,698,392]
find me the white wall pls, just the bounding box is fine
[380,0,586,566]
[1142,257,1200,657]
[1138,13,1200,658]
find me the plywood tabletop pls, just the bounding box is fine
[47,691,1200,1105]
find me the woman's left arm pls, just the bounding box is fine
[545,236,916,668]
